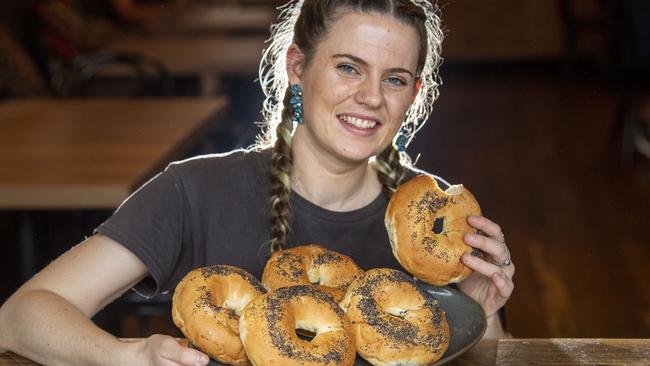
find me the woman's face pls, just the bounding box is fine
[288,11,421,165]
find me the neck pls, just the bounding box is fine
[291,140,382,212]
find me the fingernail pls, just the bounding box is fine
[197,355,209,366]
[465,234,477,244]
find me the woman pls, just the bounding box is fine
[0,1,515,365]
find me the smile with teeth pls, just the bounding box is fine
[339,114,378,129]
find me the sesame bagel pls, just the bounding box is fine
[339,268,450,366]
[239,285,356,366]
[261,244,363,302]
[385,175,481,286]
[172,265,266,366]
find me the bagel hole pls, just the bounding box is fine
[295,328,316,341]
[385,307,409,319]
[307,269,320,285]
[221,299,243,316]
[210,284,244,316]
[432,217,445,234]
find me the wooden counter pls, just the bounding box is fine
[106,35,267,75]
[105,35,266,94]
[156,5,275,35]
[0,97,227,209]
[1,338,648,365]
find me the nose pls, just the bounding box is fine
[354,77,383,108]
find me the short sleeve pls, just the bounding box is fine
[95,165,185,298]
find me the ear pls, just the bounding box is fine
[412,78,422,103]
[286,44,305,85]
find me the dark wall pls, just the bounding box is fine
[0,1,39,35]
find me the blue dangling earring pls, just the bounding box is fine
[290,84,304,124]
[395,128,408,152]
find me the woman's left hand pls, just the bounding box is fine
[458,215,515,319]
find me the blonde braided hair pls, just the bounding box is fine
[268,90,295,252]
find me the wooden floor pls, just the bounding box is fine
[410,65,650,338]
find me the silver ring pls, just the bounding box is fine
[494,246,511,267]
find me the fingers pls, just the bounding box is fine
[464,231,508,263]
[467,215,503,242]
[462,253,515,294]
[462,252,498,276]
[466,215,512,266]
[158,336,209,366]
[491,270,515,299]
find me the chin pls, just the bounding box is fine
[333,144,383,164]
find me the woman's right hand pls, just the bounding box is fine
[134,335,209,366]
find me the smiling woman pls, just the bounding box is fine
[0,1,514,365]
[289,12,420,167]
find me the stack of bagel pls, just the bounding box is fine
[172,174,481,366]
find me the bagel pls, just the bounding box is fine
[385,174,481,285]
[239,285,356,366]
[339,268,449,366]
[172,265,266,366]
[261,244,363,302]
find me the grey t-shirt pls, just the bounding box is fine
[95,148,449,297]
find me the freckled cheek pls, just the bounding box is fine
[326,75,354,98]
[328,84,352,102]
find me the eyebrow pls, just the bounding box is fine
[332,53,414,77]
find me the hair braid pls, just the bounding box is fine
[374,145,408,194]
[269,90,295,253]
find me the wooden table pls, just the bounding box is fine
[0,97,227,209]
[106,35,267,94]
[0,97,227,281]
[155,5,276,35]
[1,339,648,365]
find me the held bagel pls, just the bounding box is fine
[172,265,266,366]
[385,175,481,286]
[339,268,450,366]
[239,285,356,366]
[261,244,363,302]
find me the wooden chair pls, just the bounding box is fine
[32,0,174,98]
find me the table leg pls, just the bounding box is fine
[200,73,219,96]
